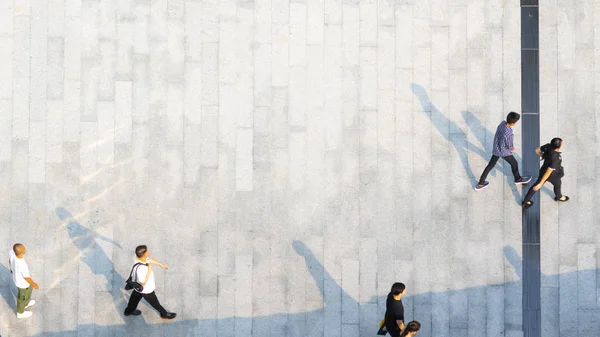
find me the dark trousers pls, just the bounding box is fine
[386,326,401,337]
[524,172,562,202]
[124,291,168,316]
[479,155,520,184]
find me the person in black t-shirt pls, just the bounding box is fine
[384,282,406,337]
[523,137,569,208]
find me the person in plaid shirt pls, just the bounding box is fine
[475,112,531,191]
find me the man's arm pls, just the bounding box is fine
[533,168,553,191]
[147,257,168,270]
[506,133,515,152]
[397,320,404,331]
[24,277,39,289]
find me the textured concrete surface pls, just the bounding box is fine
[0,1,598,336]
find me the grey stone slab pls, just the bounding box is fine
[359,3,377,47]
[359,47,377,110]
[377,26,395,91]
[541,287,559,337]
[307,0,325,44]
[0,38,11,101]
[28,121,46,184]
[254,44,272,107]
[271,24,290,86]
[559,265,578,335]
[288,66,307,127]
[46,100,63,164]
[289,3,307,66]
[235,128,254,191]
[0,100,11,161]
[0,1,13,36]
[342,4,359,67]
[577,244,596,309]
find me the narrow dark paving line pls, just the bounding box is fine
[520,1,541,337]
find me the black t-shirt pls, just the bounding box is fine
[541,150,562,174]
[385,293,404,332]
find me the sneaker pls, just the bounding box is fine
[515,176,532,185]
[25,300,35,309]
[17,311,33,319]
[474,181,489,191]
[160,312,177,319]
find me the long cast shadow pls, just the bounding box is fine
[0,263,16,312]
[55,207,130,322]
[16,239,599,337]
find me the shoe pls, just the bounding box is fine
[554,196,570,202]
[515,176,532,185]
[522,200,534,209]
[25,300,35,309]
[161,312,177,319]
[17,311,32,319]
[124,309,142,316]
[474,181,489,191]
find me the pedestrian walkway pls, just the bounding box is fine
[0,1,599,336]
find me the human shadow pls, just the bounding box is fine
[0,263,16,312]
[411,83,487,186]
[55,207,129,322]
[21,240,598,337]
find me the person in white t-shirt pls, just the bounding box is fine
[8,243,39,319]
[123,245,176,319]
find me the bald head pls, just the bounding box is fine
[13,243,25,257]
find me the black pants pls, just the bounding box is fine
[479,155,520,184]
[385,324,401,337]
[524,172,562,202]
[124,291,168,316]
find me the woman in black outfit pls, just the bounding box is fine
[523,137,569,208]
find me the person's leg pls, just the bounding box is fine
[478,155,500,185]
[523,176,543,203]
[124,290,143,315]
[142,292,168,316]
[16,286,32,314]
[502,155,521,181]
[548,175,563,199]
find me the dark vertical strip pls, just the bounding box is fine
[520,1,541,337]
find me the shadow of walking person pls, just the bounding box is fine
[55,207,152,334]
[0,263,16,313]
[411,83,488,186]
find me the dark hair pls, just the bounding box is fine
[506,111,520,124]
[391,282,406,296]
[550,137,562,149]
[135,245,148,258]
[400,321,421,336]
[540,137,563,158]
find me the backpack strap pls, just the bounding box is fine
[128,262,145,281]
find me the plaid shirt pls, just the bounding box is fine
[492,121,514,157]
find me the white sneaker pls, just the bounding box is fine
[17,311,33,319]
[25,300,35,308]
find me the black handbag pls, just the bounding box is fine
[124,262,145,292]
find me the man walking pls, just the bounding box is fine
[523,137,568,208]
[475,112,531,191]
[123,245,176,319]
[8,243,39,318]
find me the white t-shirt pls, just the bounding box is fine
[134,258,155,294]
[9,250,31,289]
